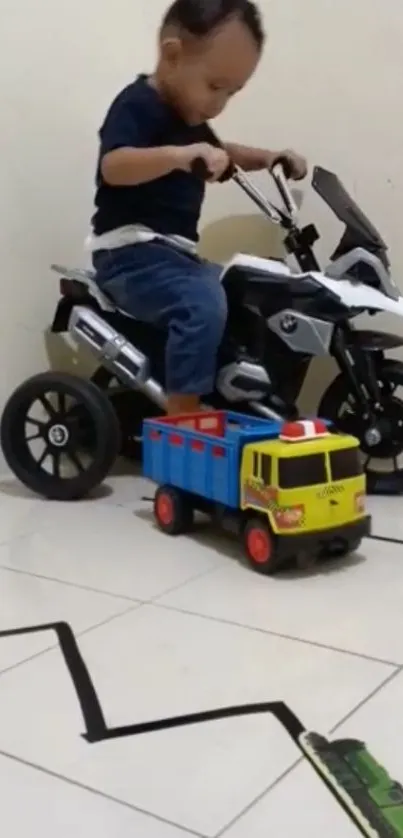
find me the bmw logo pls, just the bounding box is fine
[280,314,297,333]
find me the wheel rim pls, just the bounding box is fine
[156,492,174,526]
[13,388,97,482]
[326,374,403,481]
[247,526,272,564]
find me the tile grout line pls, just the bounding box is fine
[0,747,204,838]
[0,562,140,603]
[147,565,225,604]
[0,593,400,836]
[0,601,142,679]
[216,755,305,838]
[153,601,403,668]
[0,551,222,608]
[1,667,400,838]
[330,664,403,734]
[215,664,402,837]
[1,556,399,669]
[0,495,145,553]
[0,496,401,834]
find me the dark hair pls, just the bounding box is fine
[161,0,265,49]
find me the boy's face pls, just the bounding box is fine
[160,18,261,125]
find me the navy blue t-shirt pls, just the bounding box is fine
[92,76,216,240]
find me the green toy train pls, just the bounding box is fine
[301,732,403,837]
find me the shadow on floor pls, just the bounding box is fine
[0,456,144,504]
[134,506,367,579]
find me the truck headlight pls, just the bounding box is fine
[355,492,366,514]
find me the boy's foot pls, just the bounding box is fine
[167,394,200,415]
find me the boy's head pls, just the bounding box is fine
[156,0,264,125]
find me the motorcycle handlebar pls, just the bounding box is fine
[271,160,299,220]
[191,157,235,183]
[191,157,212,180]
[191,154,298,226]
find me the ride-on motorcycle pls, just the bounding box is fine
[3,159,403,501]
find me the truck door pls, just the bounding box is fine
[252,452,272,487]
[242,450,273,511]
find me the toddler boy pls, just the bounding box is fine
[90,0,307,414]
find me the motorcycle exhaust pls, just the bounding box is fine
[68,307,286,422]
[68,306,167,409]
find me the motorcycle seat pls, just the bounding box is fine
[221,254,319,296]
[51,264,138,320]
[221,254,293,282]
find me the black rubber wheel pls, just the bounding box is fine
[108,390,161,460]
[318,359,403,494]
[153,485,194,535]
[91,370,161,461]
[243,517,279,575]
[0,371,121,500]
[321,537,362,561]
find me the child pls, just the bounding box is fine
[90,0,307,415]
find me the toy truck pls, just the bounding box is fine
[142,411,371,574]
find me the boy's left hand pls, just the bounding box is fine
[269,149,308,181]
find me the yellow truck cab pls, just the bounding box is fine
[240,419,370,572]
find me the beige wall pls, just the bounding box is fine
[1,0,403,470]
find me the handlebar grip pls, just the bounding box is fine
[271,155,294,180]
[191,158,213,181]
[191,157,236,183]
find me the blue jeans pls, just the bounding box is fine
[93,242,227,395]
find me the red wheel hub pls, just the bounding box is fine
[156,492,174,526]
[247,527,272,564]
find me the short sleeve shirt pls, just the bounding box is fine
[92,75,215,240]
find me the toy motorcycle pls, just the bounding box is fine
[2,160,403,500]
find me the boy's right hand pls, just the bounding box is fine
[173,143,230,182]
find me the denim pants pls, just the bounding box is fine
[93,242,227,395]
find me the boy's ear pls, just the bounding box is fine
[160,36,183,66]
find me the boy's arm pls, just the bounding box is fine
[224,143,277,172]
[224,142,307,179]
[102,143,229,186]
[102,147,181,186]
[100,91,229,186]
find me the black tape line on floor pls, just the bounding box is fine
[0,621,303,744]
[0,622,107,741]
[370,533,403,546]
[0,620,390,837]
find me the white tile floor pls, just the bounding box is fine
[0,471,402,837]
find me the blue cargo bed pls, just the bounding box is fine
[143,411,281,508]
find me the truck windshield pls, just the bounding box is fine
[278,454,327,489]
[329,448,362,481]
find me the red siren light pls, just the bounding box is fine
[280,419,329,442]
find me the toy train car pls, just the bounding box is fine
[301,731,403,837]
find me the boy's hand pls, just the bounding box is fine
[270,149,308,181]
[223,143,307,179]
[174,143,230,182]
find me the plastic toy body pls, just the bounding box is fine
[301,732,403,837]
[143,411,371,574]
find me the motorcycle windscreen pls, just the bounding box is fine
[312,166,387,252]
